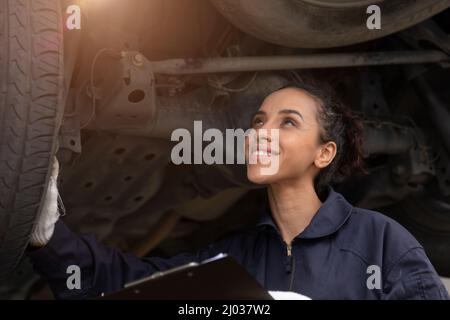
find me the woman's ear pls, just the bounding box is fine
[314,141,337,169]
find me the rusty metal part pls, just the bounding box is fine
[106,74,287,141]
[340,164,431,209]
[95,51,157,129]
[149,51,450,75]
[59,93,82,154]
[106,86,234,138]
[363,121,418,156]
[58,117,82,154]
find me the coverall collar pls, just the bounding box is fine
[256,186,354,240]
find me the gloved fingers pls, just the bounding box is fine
[42,157,59,217]
[43,169,59,217]
[30,157,61,246]
[50,156,59,180]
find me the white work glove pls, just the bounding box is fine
[29,157,62,247]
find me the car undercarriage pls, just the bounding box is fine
[1,0,450,299]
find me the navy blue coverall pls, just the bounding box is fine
[28,187,449,299]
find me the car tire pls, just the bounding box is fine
[0,0,64,280]
[210,0,450,48]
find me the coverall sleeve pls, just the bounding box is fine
[27,220,230,300]
[382,247,450,300]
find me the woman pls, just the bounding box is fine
[27,81,449,300]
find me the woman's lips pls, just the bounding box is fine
[249,148,280,163]
[250,145,280,156]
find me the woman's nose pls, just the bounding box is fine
[257,128,278,145]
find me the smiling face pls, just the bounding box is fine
[246,87,337,185]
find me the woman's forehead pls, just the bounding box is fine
[259,87,319,117]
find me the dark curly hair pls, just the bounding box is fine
[273,78,366,195]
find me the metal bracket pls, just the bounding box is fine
[59,91,82,154]
[96,51,156,130]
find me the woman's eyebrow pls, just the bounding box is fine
[252,110,266,118]
[278,109,304,121]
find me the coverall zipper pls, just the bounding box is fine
[286,242,295,291]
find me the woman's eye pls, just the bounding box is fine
[282,118,296,127]
[252,118,264,127]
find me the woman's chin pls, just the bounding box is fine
[247,165,278,185]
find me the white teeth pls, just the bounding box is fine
[251,150,278,156]
[254,151,268,156]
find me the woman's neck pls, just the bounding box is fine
[267,179,322,245]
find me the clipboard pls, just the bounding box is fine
[101,254,273,300]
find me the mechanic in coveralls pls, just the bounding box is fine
[27,81,450,299]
